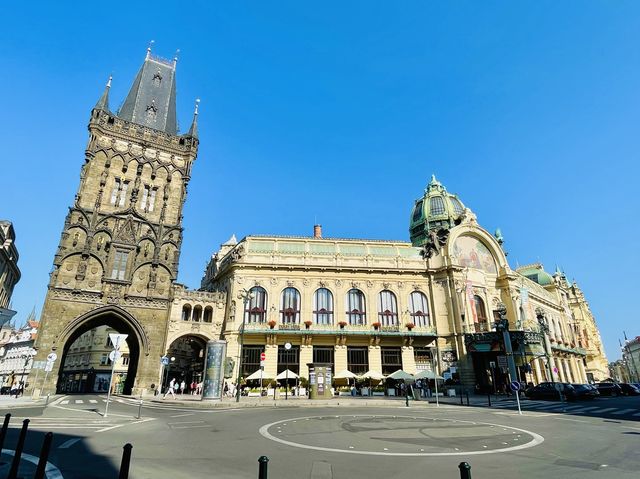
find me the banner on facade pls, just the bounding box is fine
[466,281,477,324]
[202,340,227,401]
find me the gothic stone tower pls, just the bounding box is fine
[33,48,199,395]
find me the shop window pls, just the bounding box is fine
[241,346,262,377]
[277,344,300,374]
[347,347,368,375]
[381,347,402,375]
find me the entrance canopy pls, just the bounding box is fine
[246,369,272,380]
[276,369,298,380]
[333,369,358,379]
[387,370,414,381]
[414,370,444,380]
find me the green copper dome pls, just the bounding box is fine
[409,175,467,247]
[516,264,554,286]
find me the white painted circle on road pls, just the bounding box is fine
[259,415,544,457]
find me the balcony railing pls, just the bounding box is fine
[241,321,436,335]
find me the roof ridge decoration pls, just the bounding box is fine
[94,75,112,112]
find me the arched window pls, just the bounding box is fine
[474,295,488,332]
[430,196,445,215]
[346,289,366,325]
[192,305,202,322]
[244,286,267,324]
[377,290,398,326]
[313,288,333,325]
[280,287,301,324]
[408,291,430,327]
[203,306,213,323]
[181,304,191,321]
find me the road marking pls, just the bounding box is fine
[259,415,544,457]
[167,421,204,425]
[75,400,84,404]
[611,408,636,415]
[60,400,69,405]
[170,413,194,418]
[633,412,640,417]
[567,407,599,413]
[95,417,155,433]
[590,408,617,414]
[171,425,211,429]
[89,400,98,404]
[58,438,81,449]
[2,448,64,479]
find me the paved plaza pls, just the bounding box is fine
[0,394,639,478]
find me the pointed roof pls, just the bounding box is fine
[118,47,178,135]
[94,76,112,112]
[187,99,199,138]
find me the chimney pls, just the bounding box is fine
[313,224,322,239]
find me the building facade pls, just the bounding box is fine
[32,51,609,396]
[0,317,38,390]
[0,221,21,325]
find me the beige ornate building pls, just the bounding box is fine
[32,51,609,396]
[201,176,609,390]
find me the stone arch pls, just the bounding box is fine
[444,225,509,273]
[162,333,213,391]
[55,305,150,394]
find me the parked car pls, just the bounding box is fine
[525,382,578,400]
[595,382,623,397]
[571,383,600,399]
[618,383,640,396]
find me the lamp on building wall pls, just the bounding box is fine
[235,288,255,403]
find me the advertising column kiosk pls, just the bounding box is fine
[308,363,333,399]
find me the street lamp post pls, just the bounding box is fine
[284,342,292,400]
[495,303,518,384]
[535,308,556,384]
[236,289,255,403]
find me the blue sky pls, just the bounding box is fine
[1,2,638,360]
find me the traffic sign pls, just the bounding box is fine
[109,350,121,363]
[489,361,496,369]
[46,352,57,362]
[109,333,128,350]
[497,355,508,369]
[260,352,266,361]
[510,381,520,392]
[161,356,170,366]
[44,360,54,372]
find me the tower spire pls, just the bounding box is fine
[94,75,112,112]
[187,98,199,138]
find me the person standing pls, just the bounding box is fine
[180,380,186,395]
[164,378,177,399]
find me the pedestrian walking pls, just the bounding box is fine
[190,380,197,395]
[180,380,186,395]
[163,378,177,399]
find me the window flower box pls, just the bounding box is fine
[268,320,277,329]
[405,322,415,331]
[304,320,312,329]
[338,321,347,329]
[372,322,381,330]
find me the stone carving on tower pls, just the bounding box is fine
[33,47,200,395]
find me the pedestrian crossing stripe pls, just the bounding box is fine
[611,408,636,415]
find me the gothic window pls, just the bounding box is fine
[313,288,333,325]
[110,179,130,207]
[110,251,129,280]
[181,304,191,321]
[192,305,202,322]
[280,287,301,324]
[203,306,213,323]
[145,102,158,122]
[377,290,398,326]
[346,289,366,325]
[244,286,267,324]
[430,196,445,215]
[409,291,430,327]
[140,185,158,213]
[152,70,162,87]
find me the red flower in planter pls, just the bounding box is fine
[338,321,348,328]
[268,320,277,329]
[405,322,415,330]
[304,320,312,328]
[372,322,381,329]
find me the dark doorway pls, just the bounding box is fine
[164,336,206,393]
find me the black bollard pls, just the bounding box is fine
[34,432,54,479]
[466,392,470,406]
[487,393,491,407]
[458,462,472,479]
[7,419,30,479]
[118,443,133,479]
[258,455,269,479]
[0,413,11,454]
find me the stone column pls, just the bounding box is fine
[299,344,313,379]
[265,343,278,379]
[533,358,543,384]
[401,346,417,374]
[368,345,382,372]
[334,345,348,373]
[556,356,566,382]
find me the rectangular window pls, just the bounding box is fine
[100,354,108,366]
[241,346,262,377]
[347,347,368,375]
[313,347,334,368]
[122,355,130,366]
[119,181,129,207]
[381,347,402,375]
[148,188,157,212]
[414,348,433,371]
[140,186,149,210]
[277,345,300,375]
[111,251,129,280]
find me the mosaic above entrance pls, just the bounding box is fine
[452,235,497,274]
